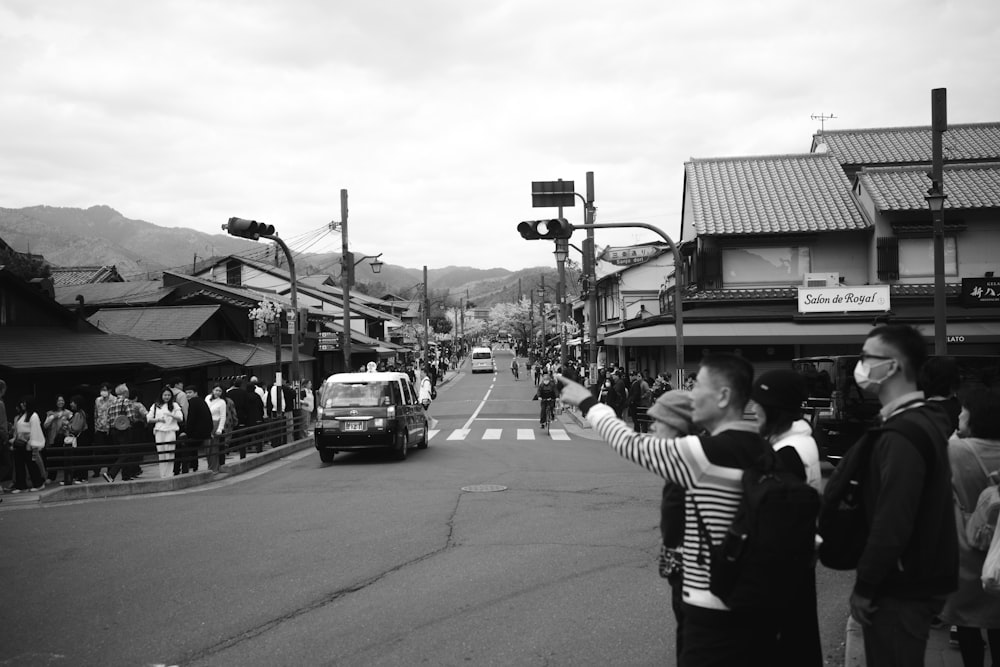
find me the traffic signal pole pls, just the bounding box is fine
[340,189,353,371]
[585,172,598,389]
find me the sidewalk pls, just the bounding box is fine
[844,617,971,666]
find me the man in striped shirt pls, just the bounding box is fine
[558,353,780,666]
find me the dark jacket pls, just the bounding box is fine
[185,396,214,440]
[226,387,254,426]
[856,400,958,600]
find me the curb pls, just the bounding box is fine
[844,616,865,666]
[33,437,315,504]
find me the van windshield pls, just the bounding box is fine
[319,381,393,408]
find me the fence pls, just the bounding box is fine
[35,413,310,482]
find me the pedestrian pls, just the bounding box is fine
[533,374,559,428]
[511,357,519,380]
[750,369,822,666]
[266,379,295,446]
[299,379,314,437]
[205,383,227,471]
[557,353,785,665]
[533,361,542,385]
[128,388,148,478]
[167,376,189,425]
[8,395,46,493]
[180,385,213,474]
[419,373,433,410]
[42,395,73,482]
[847,324,958,666]
[0,379,11,490]
[147,386,183,480]
[940,389,1000,667]
[61,395,89,485]
[249,376,267,422]
[628,371,652,432]
[103,384,138,483]
[92,382,113,480]
[226,378,254,457]
[644,389,696,665]
[610,371,629,419]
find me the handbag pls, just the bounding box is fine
[983,518,1000,596]
[113,412,131,431]
[64,435,78,447]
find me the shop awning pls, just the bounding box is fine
[603,320,1000,346]
[188,341,316,367]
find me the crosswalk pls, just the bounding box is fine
[429,428,571,441]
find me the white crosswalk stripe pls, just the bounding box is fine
[426,428,571,441]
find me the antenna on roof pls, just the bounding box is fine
[811,113,837,132]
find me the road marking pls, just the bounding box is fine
[550,429,570,440]
[447,429,470,440]
[517,429,535,440]
[483,429,502,440]
[428,429,440,441]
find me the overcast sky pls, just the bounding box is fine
[2,0,998,272]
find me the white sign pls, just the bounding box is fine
[600,245,666,266]
[797,285,890,313]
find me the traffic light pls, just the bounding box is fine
[225,217,276,240]
[517,218,573,240]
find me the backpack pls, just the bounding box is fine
[818,417,934,570]
[957,441,1000,552]
[692,450,820,612]
[223,397,238,434]
[430,385,437,400]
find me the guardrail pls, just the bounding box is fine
[35,414,310,484]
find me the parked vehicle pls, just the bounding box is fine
[470,347,496,374]
[313,372,428,462]
[793,354,1000,463]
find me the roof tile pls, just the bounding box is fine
[816,122,1000,165]
[858,162,1000,211]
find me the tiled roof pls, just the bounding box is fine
[682,283,960,303]
[857,162,1000,211]
[53,280,174,307]
[815,122,1000,166]
[87,305,221,341]
[0,328,224,372]
[684,154,866,236]
[49,265,123,286]
[187,341,315,368]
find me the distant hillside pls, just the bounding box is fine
[0,204,562,307]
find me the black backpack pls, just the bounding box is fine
[693,450,820,612]
[818,417,934,570]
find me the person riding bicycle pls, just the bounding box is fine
[511,358,519,380]
[532,374,559,428]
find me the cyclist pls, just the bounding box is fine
[511,357,519,380]
[532,374,559,429]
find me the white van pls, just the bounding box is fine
[470,347,495,374]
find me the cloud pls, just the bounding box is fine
[1,0,998,270]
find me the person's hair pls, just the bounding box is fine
[919,356,960,398]
[964,390,1000,440]
[211,382,223,393]
[20,395,38,420]
[184,384,199,394]
[115,383,129,397]
[867,324,927,382]
[160,385,176,409]
[0,379,6,395]
[167,376,182,387]
[699,353,754,412]
[758,403,801,442]
[100,381,112,392]
[70,394,85,410]
[54,394,66,406]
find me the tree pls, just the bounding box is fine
[429,314,453,335]
[0,247,50,282]
[487,299,533,347]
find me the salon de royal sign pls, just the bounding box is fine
[797,285,890,314]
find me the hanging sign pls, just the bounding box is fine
[599,245,666,266]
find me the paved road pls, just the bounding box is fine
[1,351,855,666]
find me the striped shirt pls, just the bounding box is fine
[588,403,766,611]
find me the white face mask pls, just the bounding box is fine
[853,358,894,392]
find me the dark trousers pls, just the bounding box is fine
[669,578,685,666]
[680,603,779,667]
[91,430,112,475]
[955,626,1000,667]
[774,567,822,667]
[12,445,44,490]
[107,429,141,481]
[174,436,204,474]
[0,442,13,483]
[861,595,945,667]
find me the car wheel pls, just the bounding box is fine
[394,431,409,461]
[319,449,335,463]
[416,420,429,449]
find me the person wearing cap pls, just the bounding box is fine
[646,389,696,666]
[750,369,823,667]
[750,369,821,490]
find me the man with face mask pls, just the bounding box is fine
[848,324,957,666]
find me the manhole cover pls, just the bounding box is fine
[461,484,508,493]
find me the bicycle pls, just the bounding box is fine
[511,362,519,381]
[540,397,556,434]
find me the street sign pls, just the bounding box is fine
[962,277,1000,306]
[317,343,340,352]
[532,180,575,208]
[599,244,666,266]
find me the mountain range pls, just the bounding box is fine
[0,205,564,307]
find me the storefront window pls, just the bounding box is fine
[899,237,957,277]
[722,246,810,286]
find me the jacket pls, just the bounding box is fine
[770,420,822,490]
[184,396,214,440]
[147,402,183,434]
[855,399,958,600]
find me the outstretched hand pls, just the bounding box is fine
[554,374,591,408]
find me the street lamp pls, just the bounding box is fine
[926,188,948,355]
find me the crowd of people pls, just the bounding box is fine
[0,375,312,494]
[555,324,1000,667]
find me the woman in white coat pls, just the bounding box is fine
[148,386,184,479]
[418,373,433,410]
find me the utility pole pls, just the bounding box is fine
[586,172,599,388]
[423,265,429,366]
[340,189,353,371]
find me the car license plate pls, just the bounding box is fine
[344,421,365,432]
